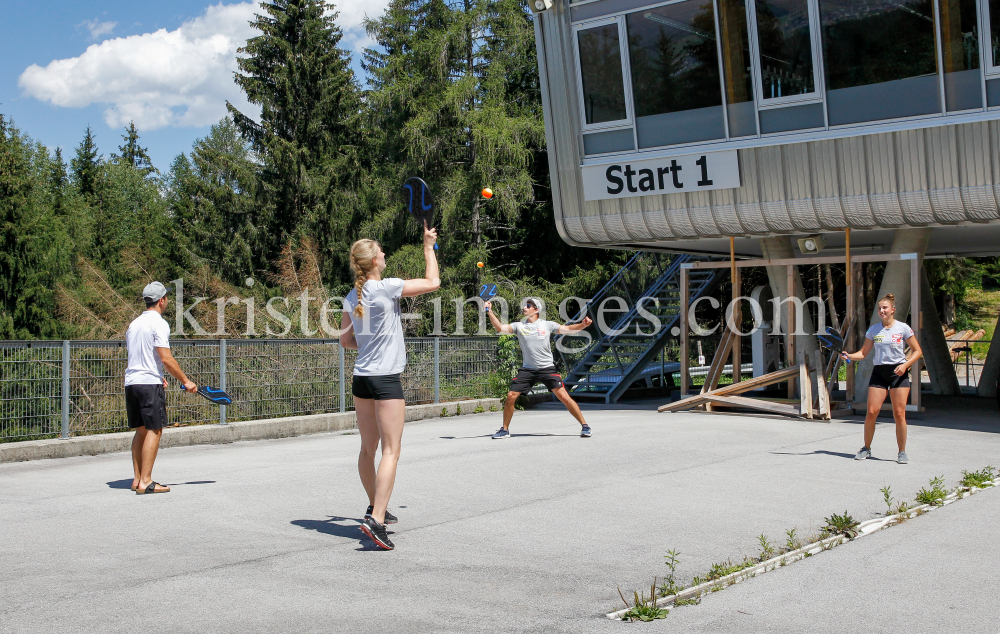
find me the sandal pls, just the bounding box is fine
[135,482,170,495]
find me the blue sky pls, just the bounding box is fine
[1,1,384,172]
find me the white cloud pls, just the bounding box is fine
[19,1,390,132]
[20,3,260,131]
[80,19,118,40]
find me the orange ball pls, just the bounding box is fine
[477,261,484,268]
[481,188,493,199]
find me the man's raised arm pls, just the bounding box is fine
[485,301,514,334]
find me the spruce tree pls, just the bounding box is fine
[166,118,268,283]
[71,125,101,197]
[227,0,361,273]
[112,121,156,175]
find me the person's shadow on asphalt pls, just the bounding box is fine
[291,516,392,551]
[106,479,217,489]
[770,450,894,461]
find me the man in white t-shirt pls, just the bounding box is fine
[125,282,197,495]
[484,298,593,439]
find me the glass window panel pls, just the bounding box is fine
[940,0,982,111]
[578,24,628,125]
[719,0,758,135]
[991,0,1000,66]
[626,0,725,147]
[820,0,941,125]
[755,0,816,99]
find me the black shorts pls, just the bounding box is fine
[510,367,564,394]
[125,384,168,431]
[870,364,910,390]
[352,374,405,400]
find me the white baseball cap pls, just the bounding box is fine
[142,281,168,302]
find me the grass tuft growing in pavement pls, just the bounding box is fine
[959,466,996,489]
[618,580,669,622]
[821,511,860,539]
[915,476,948,506]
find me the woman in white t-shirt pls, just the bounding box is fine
[841,293,923,464]
[339,223,439,550]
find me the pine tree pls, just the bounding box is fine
[71,125,102,197]
[166,117,269,283]
[227,0,361,263]
[112,121,156,175]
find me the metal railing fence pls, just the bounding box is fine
[0,337,500,442]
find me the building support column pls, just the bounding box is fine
[920,268,961,395]
[853,228,931,396]
[977,311,1000,398]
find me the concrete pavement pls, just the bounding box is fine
[1,400,998,633]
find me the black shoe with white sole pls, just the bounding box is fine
[360,517,395,550]
[364,505,398,524]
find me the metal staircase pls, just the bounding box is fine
[555,252,725,403]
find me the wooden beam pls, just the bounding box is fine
[799,352,813,419]
[787,264,796,399]
[701,394,801,416]
[814,349,832,420]
[659,365,801,412]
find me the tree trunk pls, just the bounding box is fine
[943,292,956,327]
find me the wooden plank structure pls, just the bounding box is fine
[662,233,922,419]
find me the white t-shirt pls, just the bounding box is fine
[511,320,561,369]
[345,278,407,376]
[125,310,171,386]
[866,320,914,366]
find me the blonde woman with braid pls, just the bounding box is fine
[841,293,923,464]
[339,223,439,550]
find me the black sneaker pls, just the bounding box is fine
[360,517,395,550]
[364,505,398,524]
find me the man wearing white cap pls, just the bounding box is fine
[126,282,197,494]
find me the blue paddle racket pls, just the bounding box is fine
[180,385,233,405]
[479,284,498,311]
[402,176,438,250]
[818,326,851,364]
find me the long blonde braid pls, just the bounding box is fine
[350,239,380,319]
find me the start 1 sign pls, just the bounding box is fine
[581,150,740,202]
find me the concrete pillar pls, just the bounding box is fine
[920,268,961,395]
[853,228,931,396]
[977,311,1000,398]
[760,236,820,361]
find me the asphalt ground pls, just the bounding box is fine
[1,398,998,633]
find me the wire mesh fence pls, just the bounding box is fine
[0,337,501,443]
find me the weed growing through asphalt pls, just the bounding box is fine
[474,404,484,414]
[785,528,798,551]
[880,485,894,515]
[661,550,681,596]
[916,476,948,506]
[757,534,775,561]
[440,407,449,417]
[618,579,669,622]
[822,511,860,539]
[959,466,996,489]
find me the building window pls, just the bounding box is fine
[940,0,982,111]
[626,0,726,148]
[719,0,758,136]
[578,23,629,125]
[754,0,817,101]
[820,0,941,125]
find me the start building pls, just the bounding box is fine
[533,0,1000,257]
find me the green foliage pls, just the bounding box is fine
[166,118,268,284]
[959,466,996,489]
[915,476,948,506]
[618,580,669,622]
[111,122,156,176]
[489,334,519,397]
[661,549,680,596]
[880,485,894,515]
[228,0,361,280]
[757,534,775,561]
[784,528,798,551]
[822,511,860,539]
[71,125,101,198]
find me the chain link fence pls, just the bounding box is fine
[0,337,500,442]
